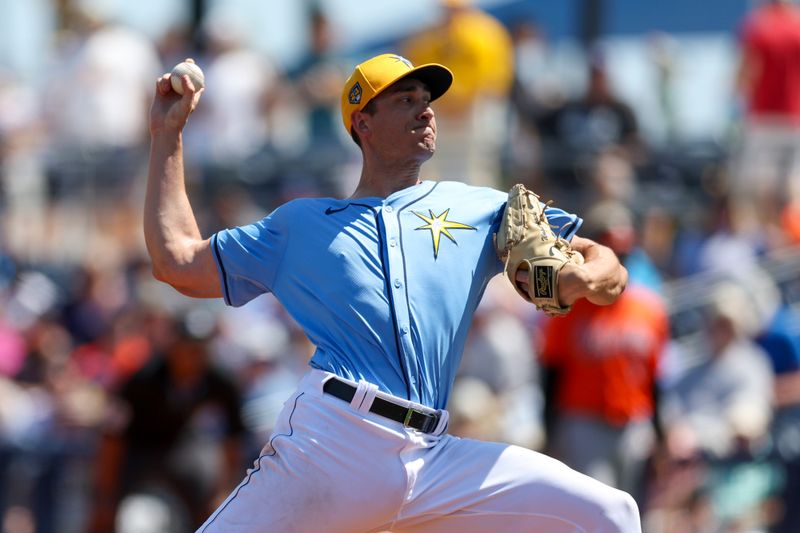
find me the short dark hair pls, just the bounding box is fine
[350,98,378,147]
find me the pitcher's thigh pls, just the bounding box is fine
[198,446,408,533]
[197,392,409,533]
[397,441,640,533]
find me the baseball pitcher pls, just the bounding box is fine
[145,53,638,532]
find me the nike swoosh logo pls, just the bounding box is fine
[325,203,373,215]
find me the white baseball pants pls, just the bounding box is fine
[198,369,641,533]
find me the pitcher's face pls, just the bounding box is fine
[363,78,437,162]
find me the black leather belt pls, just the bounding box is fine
[323,377,440,434]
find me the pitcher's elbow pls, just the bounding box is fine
[150,263,168,284]
[150,260,179,287]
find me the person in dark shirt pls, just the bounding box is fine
[88,320,246,532]
[536,55,642,202]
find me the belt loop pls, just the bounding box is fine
[361,381,379,411]
[350,380,368,410]
[352,380,379,412]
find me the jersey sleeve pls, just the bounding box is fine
[544,205,583,241]
[212,208,288,307]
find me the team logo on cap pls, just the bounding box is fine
[349,82,362,104]
[389,55,413,68]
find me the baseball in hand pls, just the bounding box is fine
[170,60,205,95]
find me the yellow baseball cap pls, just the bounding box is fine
[341,53,453,134]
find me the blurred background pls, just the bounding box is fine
[2,0,800,531]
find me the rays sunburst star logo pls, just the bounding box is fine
[412,209,476,259]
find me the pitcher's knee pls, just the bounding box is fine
[602,489,641,533]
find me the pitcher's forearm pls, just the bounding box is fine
[144,132,203,278]
[143,70,220,298]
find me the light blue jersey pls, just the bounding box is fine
[212,180,581,409]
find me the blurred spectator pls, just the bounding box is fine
[652,281,777,531]
[508,18,565,125]
[667,192,765,279]
[155,24,197,78]
[210,295,314,450]
[447,376,504,442]
[88,320,246,532]
[0,68,47,264]
[457,277,543,449]
[696,195,765,276]
[754,286,800,533]
[598,200,662,282]
[289,5,348,153]
[536,52,643,205]
[183,7,281,207]
[237,324,313,453]
[595,198,664,293]
[538,200,669,502]
[284,5,355,198]
[504,18,565,190]
[0,309,105,533]
[661,281,773,462]
[783,199,800,244]
[402,0,514,187]
[647,33,679,145]
[638,205,682,280]
[0,320,25,380]
[35,6,161,270]
[42,6,160,203]
[61,265,130,346]
[731,0,800,239]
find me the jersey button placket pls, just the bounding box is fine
[382,204,419,401]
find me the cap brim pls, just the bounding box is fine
[384,63,453,104]
[398,64,453,102]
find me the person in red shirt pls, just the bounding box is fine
[732,0,800,239]
[539,200,669,503]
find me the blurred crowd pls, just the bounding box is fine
[1,0,800,532]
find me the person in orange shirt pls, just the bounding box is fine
[539,200,669,503]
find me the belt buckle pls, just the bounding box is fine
[404,407,439,433]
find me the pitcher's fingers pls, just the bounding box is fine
[188,87,204,113]
[156,74,172,95]
[179,74,194,94]
[191,87,204,104]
